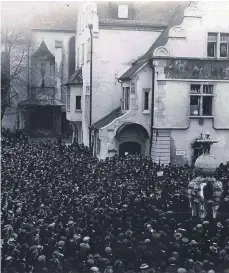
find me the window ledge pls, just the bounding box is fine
[67,110,70,112]
[75,109,82,112]
[142,110,150,114]
[189,115,214,119]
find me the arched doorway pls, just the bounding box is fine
[116,122,149,157]
[119,142,141,156]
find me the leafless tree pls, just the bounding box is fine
[1,28,31,120]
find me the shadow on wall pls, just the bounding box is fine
[170,136,189,166]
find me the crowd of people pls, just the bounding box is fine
[1,129,229,273]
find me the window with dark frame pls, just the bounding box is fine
[77,48,79,68]
[125,87,130,110]
[144,91,149,110]
[207,33,217,57]
[122,87,130,110]
[190,84,213,116]
[75,96,81,110]
[207,32,229,58]
[220,33,229,57]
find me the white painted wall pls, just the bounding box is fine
[66,85,82,122]
[74,2,163,146]
[166,2,229,58]
[151,1,229,164]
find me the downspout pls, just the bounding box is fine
[149,62,155,158]
[89,24,93,153]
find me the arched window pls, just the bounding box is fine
[68,36,76,77]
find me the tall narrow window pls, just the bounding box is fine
[68,37,75,77]
[220,33,229,58]
[143,90,150,110]
[82,43,85,65]
[77,48,79,68]
[87,38,91,61]
[66,88,71,111]
[207,33,217,57]
[125,87,130,110]
[75,96,81,110]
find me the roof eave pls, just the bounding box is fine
[31,28,75,33]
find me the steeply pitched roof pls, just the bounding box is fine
[97,1,180,28]
[65,67,83,86]
[119,1,191,81]
[19,98,64,107]
[32,41,55,60]
[91,107,124,130]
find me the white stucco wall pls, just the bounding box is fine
[166,2,229,58]
[74,2,163,146]
[151,1,229,165]
[171,122,229,165]
[66,85,82,122]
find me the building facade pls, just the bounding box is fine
[66,1,181,157]
[120,1,229,165]
[1,2,77,137]
[18,29,76,138]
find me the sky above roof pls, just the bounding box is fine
[1,1,78,32]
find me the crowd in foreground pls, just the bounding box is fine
[1,129,229,273]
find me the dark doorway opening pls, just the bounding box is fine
[192,141,204,164]
[30,106,54,137]
[61,112,73,139]
[119,142,141,156]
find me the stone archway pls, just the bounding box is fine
[115,122,149,156]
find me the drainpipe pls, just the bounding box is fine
[88,23,93,153]
[149,62,155,158]
[27,45,30,99]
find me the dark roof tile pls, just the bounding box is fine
[91,107,124,130]
[32,41,55,60]
[65,67,83,86]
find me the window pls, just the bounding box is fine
[87,38,91,61]
[143,90,150,110]
[97,137,101,155]
[122,87,130,110]
[75,96,81,110]
[207,33,217,57]
[207,32,229,58]
[82,44,85,65]
[68,37,75,77]
[118,4,129,19]
[190,84,214,117]
[66,88,70,111]
[220,33,229,57]
[86,85,90,95]
[77,48,79,68]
